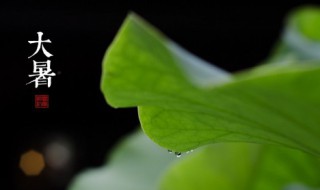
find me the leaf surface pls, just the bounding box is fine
[69,131,176,190]
[159,143,320,190]
[101,12,320,156]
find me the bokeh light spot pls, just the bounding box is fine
[19,150,45,176]
[45,141,72,170]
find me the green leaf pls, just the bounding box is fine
[101,13,320,156]
[67,131,320,190]
[159,143,320,190]
[268,7,320,63]
[68,130,176,190]
[292,6,320,41]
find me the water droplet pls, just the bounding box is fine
[168,150,173,153]
[175,152,182,158]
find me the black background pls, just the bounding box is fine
[1,1,319,190]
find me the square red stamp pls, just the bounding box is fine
[35,95,49,108]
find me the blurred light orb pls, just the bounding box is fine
[19,150,45,176]
[45,141,72,170]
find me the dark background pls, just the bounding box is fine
[1,1,319,190]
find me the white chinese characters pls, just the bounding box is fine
[27,32,55,88]
[27,60,55,88]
